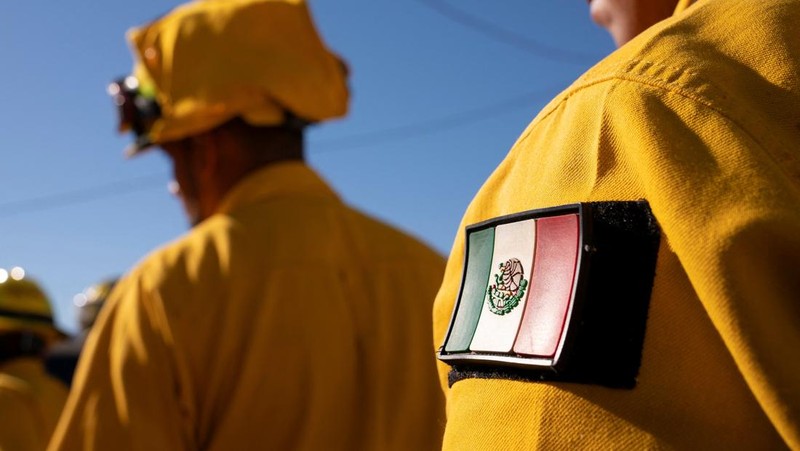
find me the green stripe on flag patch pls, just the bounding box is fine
[444,227,495,353]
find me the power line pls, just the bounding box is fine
[412,0,600,66]
[310,88,557,152]
[0,87,561,218]
[0,173,168,219]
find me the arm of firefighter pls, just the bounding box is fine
[48,271,192,450]
[611,84,800,450]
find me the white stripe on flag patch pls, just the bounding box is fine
[469,219,536,353]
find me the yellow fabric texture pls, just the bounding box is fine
[127,0,349,148]
[434,0,800,449]
[0,358,68,451]
[49,162,446,451]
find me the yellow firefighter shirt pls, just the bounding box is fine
[434,0,800,449]
[49,162,446,450]
[0,357,68,451]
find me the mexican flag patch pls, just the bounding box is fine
[438,202,661,389]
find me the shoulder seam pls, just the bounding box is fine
[519,64,766,156]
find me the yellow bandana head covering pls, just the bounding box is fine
[122,0,349,156]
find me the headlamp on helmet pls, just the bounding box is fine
[108,76,161,152]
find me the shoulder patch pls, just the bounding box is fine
[438,201,660,389]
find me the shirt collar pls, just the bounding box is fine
[216,161,339,216]
[674,0,696,14]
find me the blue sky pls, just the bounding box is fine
[0,0,614,333]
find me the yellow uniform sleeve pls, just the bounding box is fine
[434,69,800,448]
[610,84,800,448]
[48,272,192,450]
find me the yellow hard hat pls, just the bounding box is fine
[0,274,61,342]
[75,278,118,332]
[111,0,350,156]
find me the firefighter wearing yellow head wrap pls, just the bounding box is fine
[434,0,800,449]
[0,271,68,451]
[50,1,445,450]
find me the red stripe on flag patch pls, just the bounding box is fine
[513,214,579,357]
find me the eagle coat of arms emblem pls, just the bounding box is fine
[487,258,528,315]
